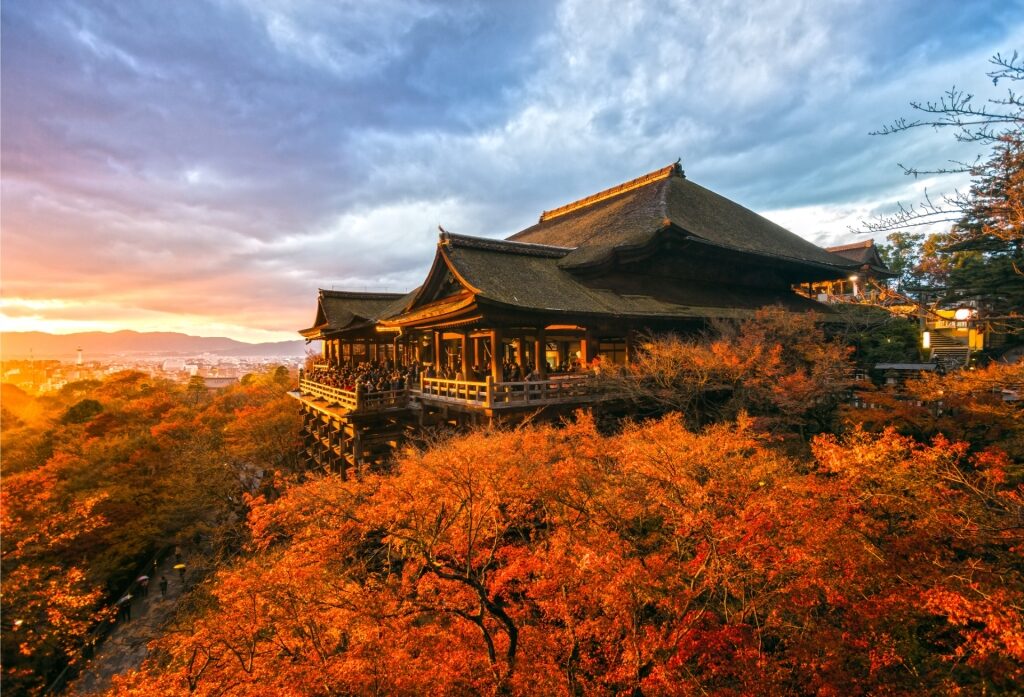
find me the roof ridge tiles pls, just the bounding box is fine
[319,289,406,299]
[537,162,682,223]
[826,239,876,252]
[440,231,573,258]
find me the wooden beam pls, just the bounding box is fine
[490,330,503,381]
[580,329,593,367]
[534,328,547,378]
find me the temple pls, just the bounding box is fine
[806,239,898,301]
[293,163,867,471]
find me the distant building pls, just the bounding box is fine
[203,376,239,390]
[805,239,897,301]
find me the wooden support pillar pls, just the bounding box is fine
[580,329,593,367]
[473,337,481,369]
[363,338,370,365]
[626,330,635,365]
[490,330,503,381]
[393,336,400,367]
[516,333,525,368]
[460,332,469,380]
[534,328,547,378]
[433,330,442,368]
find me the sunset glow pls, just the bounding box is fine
[1,1,1019,340]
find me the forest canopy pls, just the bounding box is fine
[1,369,300,696]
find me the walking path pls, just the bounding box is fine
[69,553,191,695]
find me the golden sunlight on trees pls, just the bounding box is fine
[105,402,1023,696]
[603,307,855,438]
[0,369,300,696]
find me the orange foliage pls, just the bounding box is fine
[846,361,1024,459]
[612,307,855,437]
[108,410,1023,696]
[1,368,300,695]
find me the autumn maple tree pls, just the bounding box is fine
[104,399,1023,696]
[0,368,301,695]
[604,306,855,438]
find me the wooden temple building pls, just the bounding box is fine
[293,163,867,470]
[806,239,898,300]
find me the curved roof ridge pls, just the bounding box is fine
[826,239,877,252]
[319,289,405,300]
[537,162,682,223]
[441,231,573,258]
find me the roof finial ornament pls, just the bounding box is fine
[673,157,685,179]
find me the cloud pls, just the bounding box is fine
[1,0,1020,339]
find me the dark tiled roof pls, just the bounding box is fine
[826,240,896,277]
[509,164,854,272]
[440,233,826,319]
[300,290,411,337]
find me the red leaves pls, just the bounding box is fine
[107,407,1021,695]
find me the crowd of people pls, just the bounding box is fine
[305,360,417,393]
[305,354,590,393]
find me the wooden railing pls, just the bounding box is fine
[414,373,597,409]
[416,377,490,404]
[298,378,406,413]
[299,372,600,412]
[490,374,594,407]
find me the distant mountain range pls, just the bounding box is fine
[0,330,313,359]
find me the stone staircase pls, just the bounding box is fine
[929,332,970,370]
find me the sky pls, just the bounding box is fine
[2,0,1022,343]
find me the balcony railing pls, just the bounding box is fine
[415,373,597,410]
[298,378,407,413]
[299,372,600,413]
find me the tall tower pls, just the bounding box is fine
[76,347,83,366]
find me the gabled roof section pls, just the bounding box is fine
[509,163,856,272]
[386,231,830,321]
[299,289,410,339]
[826,240,897,278]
